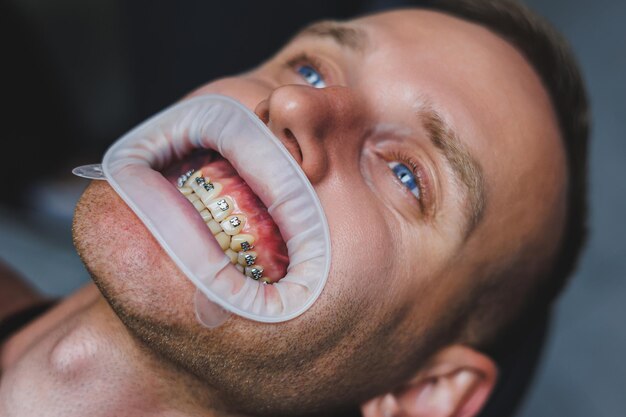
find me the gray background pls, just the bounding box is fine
[1,1,624,416]
[516,1,626,415]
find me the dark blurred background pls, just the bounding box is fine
[1,1,624,416]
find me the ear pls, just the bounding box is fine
[361,345,497,417]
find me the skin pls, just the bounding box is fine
[0,9,567,417]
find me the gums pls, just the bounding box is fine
[163,150,289,282]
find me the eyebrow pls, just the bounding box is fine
[420,108,486,237]
[294,20,369,52]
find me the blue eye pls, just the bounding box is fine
[297,65,327,88]
[388,161,421,199]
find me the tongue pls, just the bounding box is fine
[164,151,289,282]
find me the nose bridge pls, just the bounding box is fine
[257,85,366,184]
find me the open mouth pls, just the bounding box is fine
[163,150,289,283]
[101,94,330,323]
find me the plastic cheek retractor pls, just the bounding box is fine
[73,94,331,327]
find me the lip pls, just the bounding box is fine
[101,94,332,323]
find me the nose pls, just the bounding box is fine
[254,85,367,184]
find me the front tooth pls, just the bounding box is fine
[195,181,223,205]
[235,264,244,273]
[184,170,204,188]
[178,186,193,196]
[193,200,205,212]
[230,234,255,251]
[225,249,238,264]
[185,193,205,212]
[206,219,222,235]
[199,209,212,222]
[215,232,231,251]
[245,265,264,280]
[207,197,234,222]
[221,215,246,235]
[237,251,257,266]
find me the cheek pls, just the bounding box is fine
[74,182,197,323]
[315,179,399,305]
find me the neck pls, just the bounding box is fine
[69,293,238,417]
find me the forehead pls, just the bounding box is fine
[351,9,559,143]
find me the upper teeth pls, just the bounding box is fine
[221,215,245,235]
[207,196,234,221]
[177,169,195,187]
[245,266,264,280]
[238,251,257,266]
[177,168,268,283]
[216,199,229,211]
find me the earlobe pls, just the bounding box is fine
[361,345,497,417]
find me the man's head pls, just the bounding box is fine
[72,1,588,416]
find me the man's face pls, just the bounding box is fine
[73,9,567,415]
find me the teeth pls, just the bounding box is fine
[221,215,246,236]
[199,209,213,222]
[184,170,204,188]
[177,169,195,187]
[237,251,257,266]
[195,181,223,205]
[215,232,231,251]
[191,175,210,190]
[230,234,255,252]
[224,248,238,264]
[245,265,264,280]
[185,193,205,212]
[178,186,193,196]
[206,219,222,235]
[187,171,224,205]
[178,168,264,282]
[207,197,234,222]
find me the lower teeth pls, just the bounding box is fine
[177,168,269,283]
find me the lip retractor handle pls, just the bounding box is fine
[72,164,107,180]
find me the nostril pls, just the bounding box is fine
[258,109,270,124]
[283,128,303,164]
[254,100,270,124]
[261,110,270,124]
[283,128,295,141]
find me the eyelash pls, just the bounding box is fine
[387,150,428,211]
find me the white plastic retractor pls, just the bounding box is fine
[74,95,331,327]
